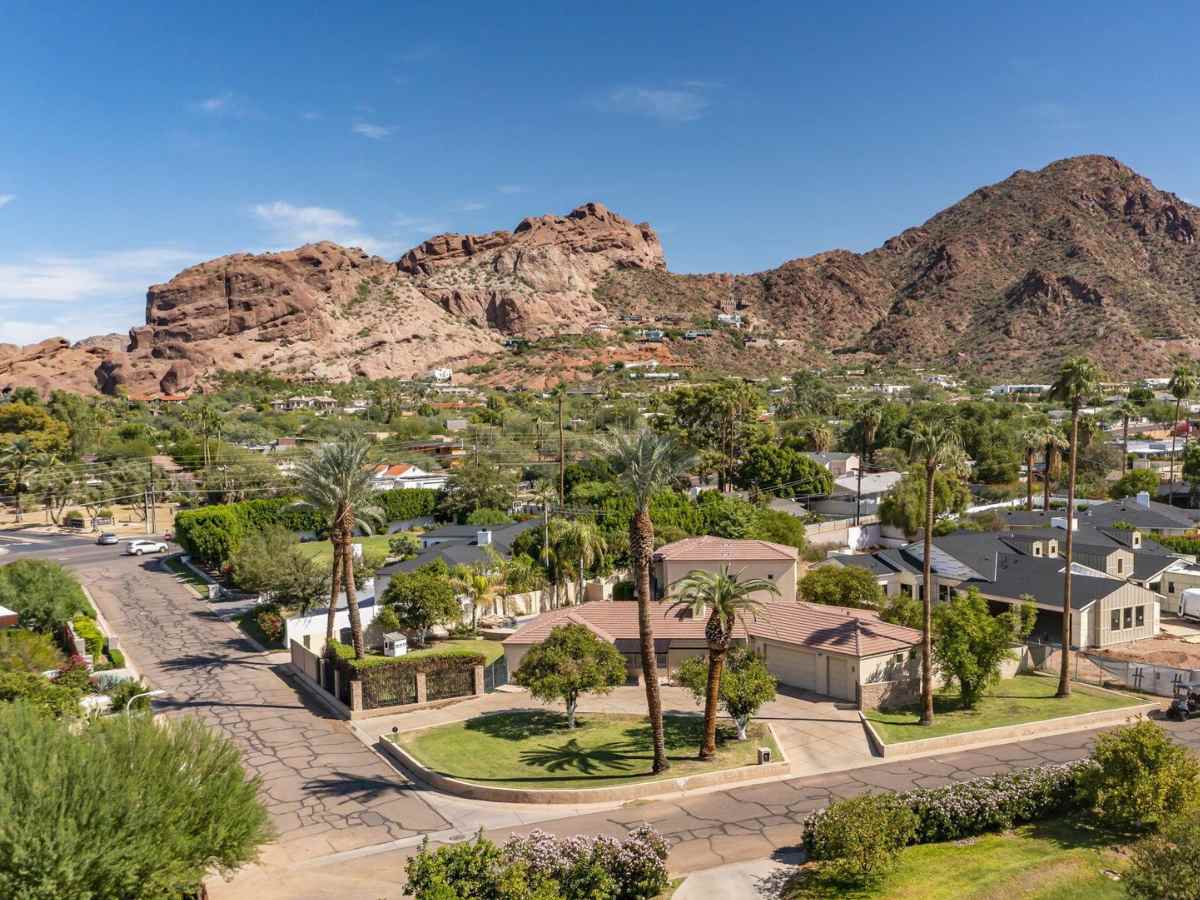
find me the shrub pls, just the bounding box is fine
[388,532,422,560]
[107,647,125,669]
[0,629,64,674]
[376,487,439,523]
[254,605,285,644]
[64,509,85,528]
[174,497,328,567]
[799,566,884,609]
[71,614,106,658]
[612,580,634,601]
[1075,719,1200,831]
[804,794,916,885]
[1125,807,1200,900]
[0,559,92,632]
[105,677,152,713]
[0,671,81,718]
[53,656,94,694]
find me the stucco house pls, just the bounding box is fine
[370,463,449,491]
[651,536,799,604]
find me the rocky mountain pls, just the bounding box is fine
[2,156,1198,396]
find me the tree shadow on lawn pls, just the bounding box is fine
[519,739,637,775]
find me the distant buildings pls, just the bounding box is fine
[370,463,448,492]
[270,395,338,413]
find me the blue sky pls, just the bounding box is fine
[2,1,1198,343]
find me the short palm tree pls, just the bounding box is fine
[1020,428,1043,511]
[292,436,383,658]
[1115,400,1139,474]
[556,518,607,605]
[906,417,965,727]
[454,567,501,628]
[602,428,694,774]
[0,438,37,523]
[668,566,778,760]
[1049,356,1103,699]
[1168,366,1197,506]
[804,421,835,453]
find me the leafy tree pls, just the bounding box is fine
[438,462,518,524]
[0,629,65,674]
[932,588,1036,708]
[0,402,70,453]
[601,429,693,773]
[1049,355,1102,699]
[668,566,777,758]
[465,507,514,525]
[1076,720,1200,832]
[382,567,460,645]
[388,532,422,560]
[0,559,91,632]
[675,646,776,740]
[805,793,918,886]
[0,702,272,897]
[1110,468,1160,500]
[662,380,761,491]
[749,506,807,552]
[879,594,924,629]
[512,623,626,729]
[734,442,832,498]
[292,436,384,658]
[788,370,839,418]
[229,525,329,609]
[878,469,970,539]
[1183,441,1200,500]
[800,566,885,609]
[1125,807,1200,900]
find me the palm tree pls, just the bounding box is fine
[906,418,965,727]
[454,566,501,628]
[602,429,695,774]
[668,566,778,759]
[292,437,384,658]
[1115,400,1139,474]
[0,438,37,523]
[183,401,221,468]
[804,421,835,453]
[1040,426,1068,513]
[1020,428,1042,512]
[555,518,607,605]
[855,402,883,525]
[1168,366,1197,507]
[1049,356,1103,699]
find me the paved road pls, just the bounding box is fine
[68,552,452,865]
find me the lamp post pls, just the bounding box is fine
[124,688,166,717]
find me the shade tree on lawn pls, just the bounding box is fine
[512,623,626,730]
[932,588,1037,709]
[675,645,777,741]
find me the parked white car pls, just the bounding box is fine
[124,539,168,556]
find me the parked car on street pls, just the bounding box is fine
[124,539,168,556]
[96,532,120,545]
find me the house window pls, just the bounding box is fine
[1116,558,1124,574]
[1168,581,1176,594]
[1111,609,1121,631]
[1123,608,1133,629]
[901,583,913,598]
[1136,606,1145,628]
[303,634,311,650]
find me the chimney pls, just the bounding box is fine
[1135,490,1151,508]
[476,529,493,546]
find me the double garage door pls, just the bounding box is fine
[763,641,856,702]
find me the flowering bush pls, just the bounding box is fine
[405,826,670,900]
[805,794,916,884]
[803,760,1089,851]
[254,605,285,643]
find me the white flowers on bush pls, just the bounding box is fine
[502,825,671,900]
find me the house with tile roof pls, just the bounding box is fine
[652,536,799,605]
[370,463,448,491]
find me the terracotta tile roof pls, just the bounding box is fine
[653,536,798,563]
[374,463,415,477]
[503,600,919,659]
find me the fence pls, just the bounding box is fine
[484,655,508,692]
[1025,641,1200,699]
[361,665,418,710]
[427,667,475,701]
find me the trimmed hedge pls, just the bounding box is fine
[174,498,326,567]
[71,615,106,659]
[376,488,438,523]
[325,640,484,674]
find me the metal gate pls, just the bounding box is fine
[484,655,508,692]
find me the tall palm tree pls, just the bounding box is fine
[556,518,607,605]
[1020,428,1042,512]
[0,438,37,523]
[1049,356,1103,699]
[906,418,965,727]
[1168,366,1197,507]
[603,429,695,774]
[292,436,383,658]
[1040,426,1068,513]
[1115,400,1139,474]
[855,402,883,525]
[668,566,778,759]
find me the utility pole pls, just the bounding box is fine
[558,391,566,504]
[148,458,157,535]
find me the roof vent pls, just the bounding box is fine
[1136,490,1151,508]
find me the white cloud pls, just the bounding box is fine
[394,213,449,235]
[599,86,708,123]
[0,194,13,209]
[301,111,322,121]
[253,201,402,256]
[352,122,392,140]
[455,201,487,212]
[496,184,526,195]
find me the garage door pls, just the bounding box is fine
[764,643,818,691]
[827,655,854,701]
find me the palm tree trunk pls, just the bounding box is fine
[1170,399,1182,507]
[324,533,343,645]
[632,509,669,773]
[920,465,935,726]
[342,529,365,659]
[1058,414,1079,698]
[1122,417,1130,475]
[1026,449,1034,512]
[700,632,726,760]
[1043,445,1053,512]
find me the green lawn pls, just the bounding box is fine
[395,711,779,790]
[295,534,397,565]
[406,639,504,665]
[866,675,1145,744]
[787,818,1127,899]
[162,555,211,596]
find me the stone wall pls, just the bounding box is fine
[859,678,921,711]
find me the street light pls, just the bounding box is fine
[125,688,166,716]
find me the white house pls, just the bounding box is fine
[284,579,385,657]
[371,463,449,491]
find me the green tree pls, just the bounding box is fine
[292,436,384,658]
[602,429,694,773]
[438,462,518,524]
[805,793,918,886]
[932,588,1036,708]
[1182,441,1200,502]
[663,380,760,491]
[906,416,966,727]
[229,525,329,610]
[0,438,38,523]
[878,470,970,539]
[453,566,501,629]
[0,402,70,453]
[879,594,924,629]
[1166,365,1197,506]
[733,442,832,498]
[0,559,91,632]
[1110,468,1161,500]
[512,623,626,729]
[749,506,808,552]
[0,702,271,897]
[675,645,776,741]
[1114,399,1139,474]
[800,566,885,609]
[1075,719,1200,832]
[1125,808,1200,900]
[1048,355,1102,699]
[668,566,778,759]
[382,567,460,645]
